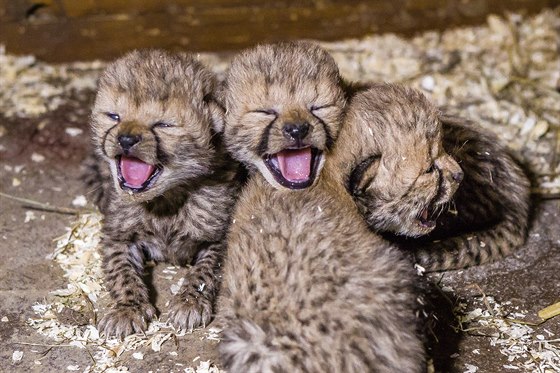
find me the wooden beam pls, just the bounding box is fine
[0,0,557,62]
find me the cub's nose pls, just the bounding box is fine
[452,169,464,183]
[118,135,141,151]
[282,122,310,141]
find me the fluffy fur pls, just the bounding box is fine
[217,42,425,372]
[339,83,531,271]
[86,49,241,338]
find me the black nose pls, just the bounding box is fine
[282,122,310,141]
[118,135,141,151]
[452,170,464,183]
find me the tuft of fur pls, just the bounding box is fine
[217,42,425,372]
[339,83,531,271]
[86,49,241,338]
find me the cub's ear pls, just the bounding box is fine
[347,155,381,196]
[204,91,226,134]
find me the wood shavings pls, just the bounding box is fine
[456,295,560,371]
[204,327,222,342]
[184,360,224,373]
[65,127,84,137]
[414,263,426,276]
[71,195,88,207]
[170,277,185,295]
[31,153,45,162]
[24,211,36,223]
[12,350,23,363]
[27,213,220,372]
[538,301,560,321]
[0,46,103,118]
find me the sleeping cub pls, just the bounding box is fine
[340,83,530,271]
[217,42,425,372]
[87,49,240,338]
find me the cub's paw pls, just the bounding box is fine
[167,291,213,332]
[98,303,157,339]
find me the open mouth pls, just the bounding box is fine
[116,155,162,193]
[418,207,436,229]
[263,147,322,189]
[417,197,438,229]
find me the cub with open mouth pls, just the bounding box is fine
[217,42,425,372]
[220,43,343,191]
[339,83,530,271]
[87,49,241,338]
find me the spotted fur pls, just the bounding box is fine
[86,49,241,338]
[217,42,425,372]
[339,83,531,271]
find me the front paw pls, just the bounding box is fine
[98,303,157,339]
[167,291,213,332]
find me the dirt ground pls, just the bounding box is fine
[1,10,559,373]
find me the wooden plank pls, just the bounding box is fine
[0,0,62,22]
[0,0,557,62]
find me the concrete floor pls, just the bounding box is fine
[1,79,559,372]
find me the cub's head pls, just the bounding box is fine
[339,84,464,237]
[90,49,223,202]
[220,41,345,190]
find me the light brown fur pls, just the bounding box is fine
[338,83,531,271]
[86,49,241,338]
[217,42,425,372]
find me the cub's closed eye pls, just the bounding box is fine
[310,104,334,112]
[425,164,435,174]
[106,113,120,122]
[251,109,278,116]
[153,121,173,128]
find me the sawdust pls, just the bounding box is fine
[455,295,560,372]
[0,46,102,118]
[27,214,225,372]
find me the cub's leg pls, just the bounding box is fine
[168,242,223,331]
[98,241,156,338]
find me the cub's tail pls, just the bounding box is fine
[414,210,530,271]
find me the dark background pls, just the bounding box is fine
[1,0,559,62]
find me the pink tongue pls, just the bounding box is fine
[120,156,155,188]
[277,148,312,182]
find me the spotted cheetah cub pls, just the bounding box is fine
[340,83,530,271]
[217,42,424,372]
[88,49,240,338]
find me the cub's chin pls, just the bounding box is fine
[256,146,324,190]
[392,209,438,238]
[370,210,437,238]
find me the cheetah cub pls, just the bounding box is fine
[87,49,240,338]
[217,42,425,372]
[340,83,530,271]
